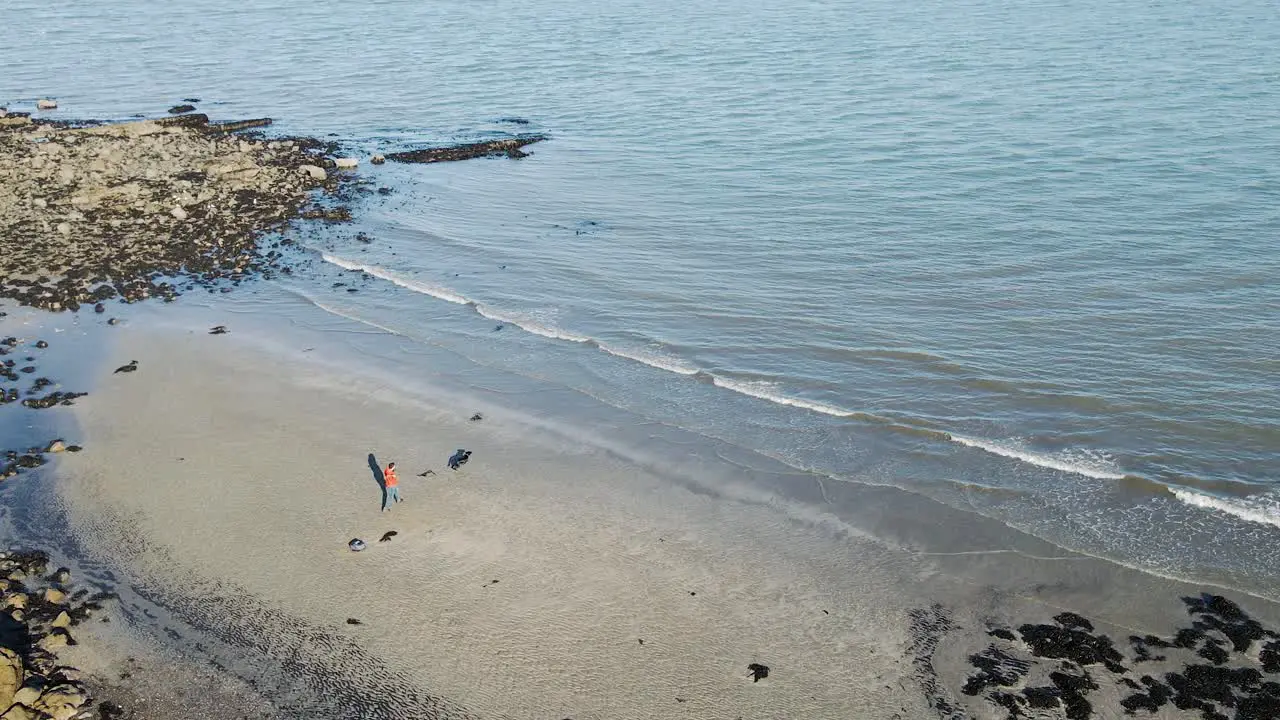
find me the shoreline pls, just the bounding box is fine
[6,292,1280,718]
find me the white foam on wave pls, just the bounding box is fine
[473,305,591,343]
[321,254,470,305]
[1172,489,1280,530]
[710,377,855,418]
[948,435,1125,480]
[598,343,699,376]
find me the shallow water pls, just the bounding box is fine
[5,0,1280,597]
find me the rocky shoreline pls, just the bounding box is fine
[0,551,110,720]
[0,99,555,718]
[0,108,360,313]
[0,102,370,719]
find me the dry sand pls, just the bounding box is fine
[51,322,930,719]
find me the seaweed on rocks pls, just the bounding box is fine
[962,595,1280,720]
[386,135,547,164]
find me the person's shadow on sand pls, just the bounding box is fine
[368,453,387,509]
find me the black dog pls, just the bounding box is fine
[447,449,472,470]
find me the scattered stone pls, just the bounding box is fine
[170,205,189,221]
[36,100,57,110]
[748,663,770,682]
[34,341,48,349]
[371,154,385,165]
[417,469,435,477]
[112,360,137,374]
[208,325,228,335]
[42,588,66,604]
[167,104,196,114]
[45,441,65,454]
[469,413,483,421]
[93,303,104,314]
[299,164,327,181]
[346,618,362,625]
[348,538,366,552]
[379,531,397,543]
[447,449,471,470]
[334,158,358,169]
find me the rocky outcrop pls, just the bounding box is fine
[0,551,110,720]
[0,114,355,311]
[386,135,546,164]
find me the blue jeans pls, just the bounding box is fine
[383,485,401,510]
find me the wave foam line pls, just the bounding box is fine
[316,254,1133,485]
[710,376,856,418]
[1172,489,1280,530]
[948,434,1125,480]
[322,254,470,305]
[597,343,699,376]
[473,305,591,343]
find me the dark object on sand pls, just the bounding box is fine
[208,118,273,133]
[346,618,362,625]
[348,538,366,552]
[417,469,435,477]
[470,413,483,421]
[66,445,82,452]
[209,325,228,335]
[35,340,49,349]
[493,324,503,331]
[386,136,547,164]
[108,318,120,326]
[748,663,770,682]
[183,97,201,103]
[379,531,397,543]
[94,303,105,313]
[168,104,197,114]
[113,360,138,374]
[447,449,472,470]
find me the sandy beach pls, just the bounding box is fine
[0,298,1263,719]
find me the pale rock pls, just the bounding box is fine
[334,158,358,169]
[50,611,71,629]
[11,686,38,706]
[36,99,57,110]
[42,587,66,604]
[55,223,70,236]
[31,198,47,209]
[371,154,386,165]
[5,593,27,609]
[36,632,67,652]
[45,440,65,453]
[299,165,326,181]
[33,684,87,720]
[170,206,189,221]
[8,610,21,623]
[0,703,39,720]
[0,647,23,710]
[0,116,32,127]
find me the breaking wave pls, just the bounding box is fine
[1172,488,1280,530]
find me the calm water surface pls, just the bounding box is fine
[5,0,1280,596]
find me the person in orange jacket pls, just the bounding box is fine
[382,462,402,511]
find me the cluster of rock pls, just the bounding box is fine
[959,595,1280,720]
[0,109,355,311]
[0,336,84,481]
[0,550,111,720]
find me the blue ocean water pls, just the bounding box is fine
[5,0,1280,595]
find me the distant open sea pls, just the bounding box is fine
[6,0,1279,597]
